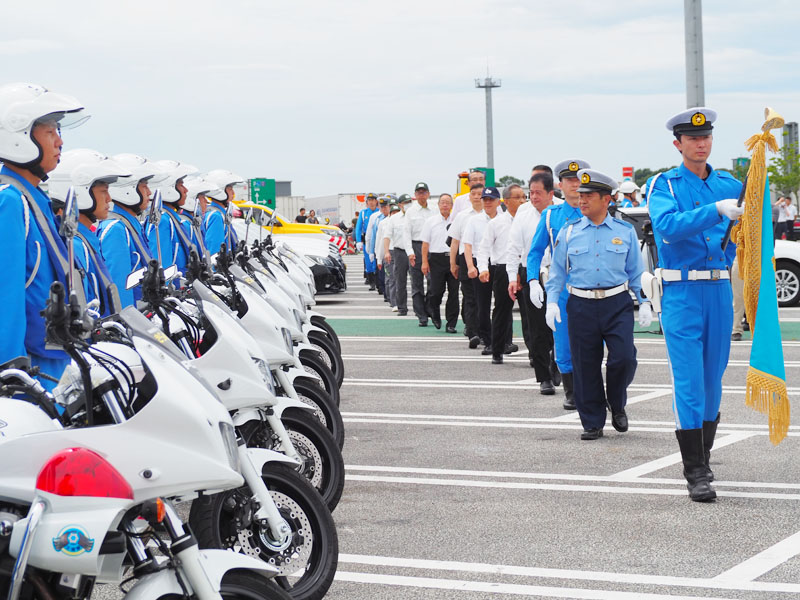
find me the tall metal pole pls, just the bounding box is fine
[684,0,705,108]
[475,77,501,169]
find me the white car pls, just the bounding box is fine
[617,206,800,307]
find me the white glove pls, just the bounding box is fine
[369,253,376,262]
[529,280,544,308]
[356,241,364,252]
[638,302,653,327]
[545,302,561,331]
[716,199,745,220]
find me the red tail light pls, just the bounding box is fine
[36,448,134,500]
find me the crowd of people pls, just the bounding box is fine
[350,107,749,503]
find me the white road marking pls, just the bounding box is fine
[712,529,800,583]
[338,553,800,595]
[345,473,800,500]
[335,571,739,599]
[608,432,756,480]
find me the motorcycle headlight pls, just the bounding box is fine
[292,309,304,331]
[218,422,240,472]
[281,327,294,355]
[251,356,275,395]
[303,255,325,267]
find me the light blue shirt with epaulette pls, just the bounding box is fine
[526,202,582,281]
[546,213,646,303]
[648,163,741,273]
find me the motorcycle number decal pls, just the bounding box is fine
[52,525,95,556]
[153,331,170,346]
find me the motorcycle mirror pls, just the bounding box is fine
[125,267,147,290]
[58,187,78,239]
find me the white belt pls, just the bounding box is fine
[567,282,628,299]
[659,268,730,282]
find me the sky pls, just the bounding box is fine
[5,0,800,197]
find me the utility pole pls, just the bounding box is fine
[684,0,705,108]
[475,77,501,169]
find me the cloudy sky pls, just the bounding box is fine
[6,0,800,197]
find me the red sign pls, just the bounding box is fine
[622,167,634,178]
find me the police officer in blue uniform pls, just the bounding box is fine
[202,169,244,257]
[526,159,590,410]
[49,149,131,317]
[649,107,743,502]
[147,160,198,273]
[355,192,380,288]
[97,153,160,308]
[546,170,652,440]
[0,83,89,388]
[182,175,215,259]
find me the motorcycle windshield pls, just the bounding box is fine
[118,307,187,363]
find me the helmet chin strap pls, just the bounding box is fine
[79,209,97,223]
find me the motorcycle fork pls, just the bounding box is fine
[236,444,292,545]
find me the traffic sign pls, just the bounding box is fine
[249,178,276,209]
[622,166,634,181]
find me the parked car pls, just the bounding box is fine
[233,201,347,252]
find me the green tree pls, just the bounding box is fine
[768,142,800,196]
[498,175,524,187]
[634,167,676,188]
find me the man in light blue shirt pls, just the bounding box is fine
[546,169,652,441]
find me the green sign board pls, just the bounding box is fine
[249,178,276,209]
[473,167,495,186]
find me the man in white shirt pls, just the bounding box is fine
[421,193,457,331]
[449,184,485,347]
[367,197,391,299]
[405,182,435,326]
[478,184,524,363]
[453,170,486,217]
[506,171,557,393]
[378,202,400,309]
[464,187,502,352]
[384,195,413,316]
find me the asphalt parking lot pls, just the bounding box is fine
[321,254,800,599]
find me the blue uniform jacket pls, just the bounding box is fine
[74,222,116,317]
[202,201,237,255]
[526,202,582,281]
[355,205,379,243]
[181,209,207,256]
[366,212,385,256]
[146,205,191,272]
[97,205,152,308]
[0,166,69,383]
[546,214,646,303]
[648,163,741,274]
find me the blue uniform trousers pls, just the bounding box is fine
[553,288,572,374]
[660,281,733,430]
[567,292,637,430]
[364,251,377,274]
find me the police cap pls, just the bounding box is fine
[576,169,617,195]
[554,159,591,180]
[666,107,716,136]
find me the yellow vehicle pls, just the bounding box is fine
[233,201,347,250]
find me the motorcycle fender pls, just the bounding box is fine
[271,396,313,416]
[306,310,324,321]
[125,551,278,600]
[245,446,300,472]
[231,408,264,427]
[284,365,319,385]
[296,342,318,356]
[301,322,325,337]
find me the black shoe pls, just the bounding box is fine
[384,297,390,302]
[468,336,481,349]
[492,355,503,364]
[675,428,717,502]
[398,310,408,316]
[611,411,629,432]
[550,352,562,387]
[731,332,742,341]
[581,428,604,440]
[561,372,576,410]
[481,346,493,355]
[418,320,428,327]
[431,316,442,329]
[503,343,519,355]
[540,380,555,395]
[446,325,457,334]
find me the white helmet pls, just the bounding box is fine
[49,149,131,214]
[109,153,165,209]
[152,159,199,204]
[183,175,219,213]
[0,82,88,174]
[205,169,245,201]
[618,180,639,195]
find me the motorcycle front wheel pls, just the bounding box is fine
[307,330,344,388]
[291,377,344,449]
[298,351,340,406]
[309,315,341,353]
[157,571,292,600]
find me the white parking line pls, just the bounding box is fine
[341,355,800,367]
[338,553,800,595]
[712,529,800,583]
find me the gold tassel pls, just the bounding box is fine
[746,367,790,445]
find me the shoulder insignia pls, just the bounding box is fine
[565,216,582,225]
[612,217,634,228]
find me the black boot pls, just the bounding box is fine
[549,350,562,387]
[561,372,576,410]
[702,413,720,482]
[368,272,376,291]
[675,428,717,502]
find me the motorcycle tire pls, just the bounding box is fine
[190,463,338,600]
[240,413,345,512]
[298,351,340,406]
[291,377,345,449]
[307,330,344,388]
[309,316,341,354]
[156,571,293,600]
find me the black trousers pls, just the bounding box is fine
[376,264,386,295]
[392,248,409,312]
[519,267,554,381]
[475,270,492,347]
[409,240,428,321]
[457,253,478,337]
[490,264,514,357]
[566,292,638,430]
[426,253,459,328]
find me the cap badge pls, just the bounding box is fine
[580,173,591,184]
[692,112,706,126]
[612,237,623,245]
[569,162,579,171]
